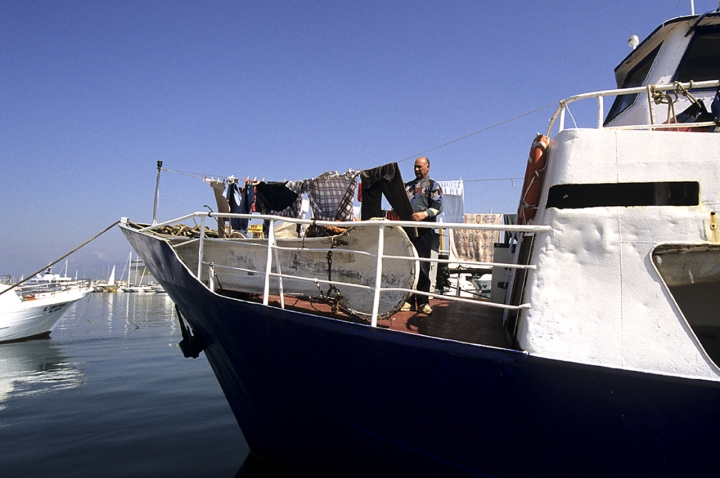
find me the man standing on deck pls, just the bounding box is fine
[402,156,443,314]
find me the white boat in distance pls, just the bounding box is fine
[0,275,92,343]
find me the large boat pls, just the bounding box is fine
[0,274,92,343]
[120,9,720,477]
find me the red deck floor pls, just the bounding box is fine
[227,292,512,349]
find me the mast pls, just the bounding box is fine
[152,161,163,225]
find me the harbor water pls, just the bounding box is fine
[0,292,252,477]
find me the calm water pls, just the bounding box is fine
[0,292,251,477]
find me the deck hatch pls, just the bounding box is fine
[546,182,699,209]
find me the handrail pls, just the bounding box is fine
[138,212,550,325]
[203,261,531,312]
[547,79,720,137]
[137,211,552,233]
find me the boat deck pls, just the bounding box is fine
[221,291,512,349]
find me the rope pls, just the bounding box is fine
[463,177,521,183]
[651,81,706,126]
[651,85,678,125]
[157,103,556,178]
[397,102,556,163]
[0,220,121,297]
[162,168,222,180]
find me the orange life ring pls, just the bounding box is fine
[517,134,550,224]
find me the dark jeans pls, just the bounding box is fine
[410,228,437,306]
[360,163,417,238]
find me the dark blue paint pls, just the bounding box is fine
[123,225,720,477]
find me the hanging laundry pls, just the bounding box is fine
[359,163,416,238]
[308,170,360,221]
[435,180,465,224]
[224,181,244,231]
[434,180,465,254]
[451,214,503,263]
[236,180,255,233]
[255,181,307,218]
[209,180,230,238]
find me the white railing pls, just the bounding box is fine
[547,79,720,136]
[137,212,551,327]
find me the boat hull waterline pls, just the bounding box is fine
[122,225,720,477]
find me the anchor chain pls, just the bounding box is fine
[324,236,343,313]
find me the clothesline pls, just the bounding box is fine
[162,167,521,186]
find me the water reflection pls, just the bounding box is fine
[0,292,245,477]
[0,339,83,410]
[0,293,179,409]
[72,292,179,336]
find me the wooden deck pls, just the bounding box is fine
[221,291,512,349]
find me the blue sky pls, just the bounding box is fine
[0,0,713,279]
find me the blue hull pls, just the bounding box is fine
[122,226,720,477]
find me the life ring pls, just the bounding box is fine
[517,134,550,224]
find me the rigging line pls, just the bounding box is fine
[0,220,121,297]
[161,168,228,181]
[396,102,556,163]
[461,177,522,182]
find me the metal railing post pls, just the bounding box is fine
[597,96,604,129]
[370,224,385,327]
[197,215,206,279]
[263,221,275,306]
[274,236,285,309]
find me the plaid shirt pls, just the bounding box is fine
[308,170,360,221]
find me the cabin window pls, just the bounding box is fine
[604,45,662,125]
[653,244,720,367]
[675,26,720,82]
[546,182,699,209]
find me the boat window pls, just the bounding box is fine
[546,182,699,209]
[604,45,662,125]
[675,26,720,82]
[653,244,720,367]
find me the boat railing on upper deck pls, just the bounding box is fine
[547,79,720,136]
[136,213,551,327]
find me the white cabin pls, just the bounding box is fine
[510,12,720,379]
